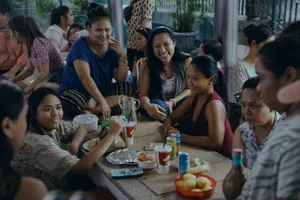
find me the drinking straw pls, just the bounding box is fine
[163,128,168,148]
[127,109,132,124]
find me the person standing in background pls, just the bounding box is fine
[44,6,74,52]
[126,0,153,72]
[0,0,28,79]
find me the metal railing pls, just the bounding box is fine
[154,0,300,30]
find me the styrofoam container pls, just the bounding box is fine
[137,152,157,169]
[73,114,99,132]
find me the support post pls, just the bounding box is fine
[107,0,124,47]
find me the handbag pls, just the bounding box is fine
[124,0,138,23]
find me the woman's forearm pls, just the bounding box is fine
[70,133,116,173]
[11,67,33,83]
[140,96,151,110]
[172,89,191,104]
[114,56,128,82]
[81,76,106,104]
[8,63,23,76]
[181,134,222,150]
[26,71,49,91]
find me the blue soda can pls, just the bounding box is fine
[178,151,190,176]
[171,133,181,155]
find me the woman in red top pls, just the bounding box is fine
[164,55,233,158]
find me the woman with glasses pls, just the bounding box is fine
[59,6,129,119]
[139,27,191,121]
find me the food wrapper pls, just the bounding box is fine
[144,142,164,151]
[172,157,210,173]
[106,148,139,165]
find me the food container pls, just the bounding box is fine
[137,152,157,169]
[174,174,216,199]
[73,114,99,132]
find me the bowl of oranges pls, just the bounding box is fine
[174,173,216,199]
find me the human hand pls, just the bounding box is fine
[165,101,175,113]
[99,100,111,120]
[2,72,15,80]
[108,118,124,137]
[167,127,180,136]
[109,37,126,57]
[146,103,167,121]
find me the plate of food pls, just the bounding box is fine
[172,156,210,173]
[137,152,156,169]
[106,148,139,165]
[174,173,216,199]
[83,138,100,151]
[144,142,164,151]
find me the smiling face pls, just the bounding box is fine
[36,94,63,131]
[186,64,214,94]
[152,33,175,64]
[241,88,272,126]
[88,17,112,45]
[68,27,81,44]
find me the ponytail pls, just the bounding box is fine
[50,6,70,26]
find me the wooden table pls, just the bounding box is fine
[87,116,250,200]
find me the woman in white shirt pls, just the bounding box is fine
[229,24,274,102]
[44,6,74,52]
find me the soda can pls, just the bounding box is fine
[178,151,190,176]
[166,137,177,161]
[171,133,181,155]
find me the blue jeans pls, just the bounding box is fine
[140,98,187,123]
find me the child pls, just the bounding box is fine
[61,23,84,53]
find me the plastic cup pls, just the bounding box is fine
[124,122,135,145]
[154,145,172,174]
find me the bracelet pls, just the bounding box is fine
[169,99,176,107]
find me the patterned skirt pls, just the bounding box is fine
[60,82,135,117]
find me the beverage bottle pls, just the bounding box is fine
[222,148,246,200]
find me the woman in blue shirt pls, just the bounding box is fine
[60,6,128,119]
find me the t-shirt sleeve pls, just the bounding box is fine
[68,38,90,65]
[34,136,79,179]
[33,39,50,66]
[276,140,300,199]
[143,0,153,19]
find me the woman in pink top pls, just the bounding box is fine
[9,16,64,95]
[0,1,28,78]
[164,56,233,158]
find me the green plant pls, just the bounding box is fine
[171,0,215,32]
[171,0,197,32]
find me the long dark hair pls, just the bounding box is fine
[279,20,300,37]
[257,36,300,78]
[67,23,84,46]
[243,24,274,46]
[190,55,227,102]
[8,16,45,56]
[201,39,224,62]
[0,78,25,172]
[146,26,190,100]
[51,5,70,26]
[27,88,61,133]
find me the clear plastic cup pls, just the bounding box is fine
[124,121,136,145]
[154,144,172,174]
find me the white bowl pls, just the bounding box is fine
[137,152,157,169]
[73,114,99,132]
